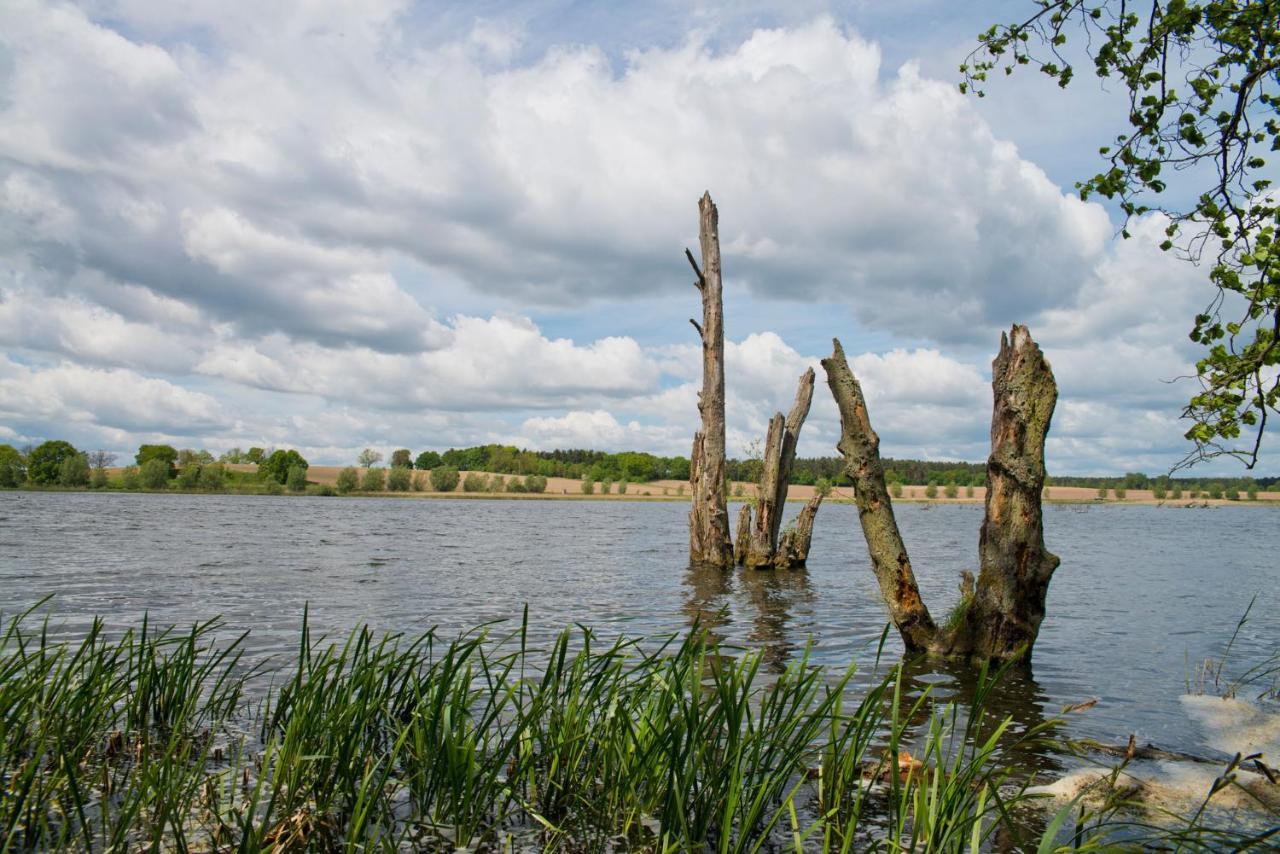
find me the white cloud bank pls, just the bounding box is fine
[0,3,1248,473]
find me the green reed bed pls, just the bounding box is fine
[1,606,1275,852]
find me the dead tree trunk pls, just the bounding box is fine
[821,340,937,651]
[944,326,1060,660]
[687,192,733,568]
[774,493,823,568]
[734,503,752,566]
[743,369,815,569]
[821,327,1060,662]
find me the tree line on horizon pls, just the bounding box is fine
[2,438,1275,493]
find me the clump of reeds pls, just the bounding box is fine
[2,604,1275,851]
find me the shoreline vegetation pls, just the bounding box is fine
[3,440,1276,507]
[7,462,1279,506]
[2,606,1274,851]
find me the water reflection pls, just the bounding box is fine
[897,656,1068,780]
[738,567,814,673]
[682,563,814,673]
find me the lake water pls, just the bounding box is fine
[2,491,1277,780]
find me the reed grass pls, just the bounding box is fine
[1,604,1275,851]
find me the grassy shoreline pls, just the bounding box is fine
[3,607,1273,851]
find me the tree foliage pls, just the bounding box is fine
[28,440,79,485]
[965,0,1280,468]
[135,444,177,478]
[140,459,170,489]
[358,448,382,468]
[390,449,412,469]
[415,450,442,470]
[259,449,309,484]
[58,454,90,487]
[0,444,26,487]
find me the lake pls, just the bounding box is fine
[2,491,1277,779]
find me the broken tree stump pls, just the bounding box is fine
[744,368,816,568]
[944,325,1061,660]
[774,493,823,568]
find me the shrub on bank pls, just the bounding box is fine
[336,467,360,495]
[140,459,171,490]
[581,479,594,495]
[462,472,486,493]
[287,465,308,492]
[120,466,141,490]
[58,454,90,487]
[386,466,412,492]
[200,464,226,490]
[525,475,547,493]
[429,466,460,492]
[924,481,938,499]
[361,467,386,492]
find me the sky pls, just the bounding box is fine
[0,0,1269,475]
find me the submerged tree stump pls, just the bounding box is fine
[944,326,1061,659]
[774,493,823,568]
[744,369,816,569]
[687,193,734,568]
[822,326,1060,662]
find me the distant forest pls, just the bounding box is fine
[435,444,1276,489]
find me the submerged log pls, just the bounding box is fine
[943,325,1060,660]
[687,193,733,568]
[744,368,816,569]
[821,339,937,651]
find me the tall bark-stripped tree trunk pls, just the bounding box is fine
[945,325,1060,660]
[744,369,815,569]
[687,192,733,568]
[821,340,937,651]
[774,493,823,568]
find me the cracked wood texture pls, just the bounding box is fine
[744,369,815,569]
[688,192,733,568]
[821,339,937,651]
[946,325,1060,661]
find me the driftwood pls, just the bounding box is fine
[687,193,733,568]
[744,368,816,569]
[821,325,1060,662]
